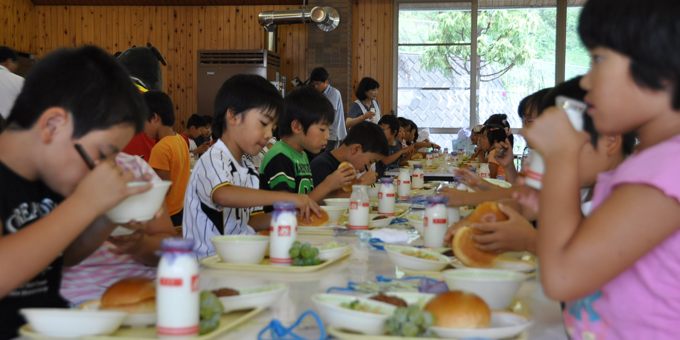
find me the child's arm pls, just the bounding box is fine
[248,212,271,231]
[0,161,150,298]
[212,186,320,218]
[381,145,413,166]
[526,108,680,300]
[309,166,355,202]
[442,186,515,207]
[107,209,177,266]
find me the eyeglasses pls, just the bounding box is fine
[74,143,120,170]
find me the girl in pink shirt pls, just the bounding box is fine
[524,1,680,338]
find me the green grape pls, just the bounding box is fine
[292,258,302,266]
[407,305,422,322]
[302,257,314,266]
[199,314,220,335]
[401,322,419,337]
[312,258,322,265]
[300,247,314,259]
[289,246,300,258]
[423,311,434,327]
[311,247,319,257]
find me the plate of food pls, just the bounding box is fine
[212,283,287,313]
[385,245,450,272]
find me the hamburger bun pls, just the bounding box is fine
[424,291,491,329]
[452,202,508,267]
[297,209,329,226]
[338,162,357,192]
[410,152,424,160]
[100,277,156,313]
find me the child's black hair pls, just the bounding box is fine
[342,121,389,156]
[484,113,513,146]
[7,46,147,137]
[485,125,507,146]
[186,114,205,129]
[143,90,174,127]
[309,67,329,83]
[378,114,399,137]
[278,86,334,137]
[579,0,680,109]
[355,77,380,100]
[397,117,411,129]
[212,74,283,138]
[518,88,552,120]
[0,46,17,63]
[408,120,419,142]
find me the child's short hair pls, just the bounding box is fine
[278,86,334,137]
[144,90,174,127]
[186,114,205,129]
[518,88,552,119]
[485,125,507,145]
[309,67,329,83]
[397,117,411,130]
[342,121,389,156]
[355,77,380,100]
[213,74,283,138]
[8,46,147,137]
[579,0,680,109]
[378,114,399,137]
[0,46,18,63]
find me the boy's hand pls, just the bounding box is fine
[469,204,536,253]
[494,139,514,168]
[358,170,377,185]
[292,194,321,221]
[522,106,589,162]
[73,160,152,215]
[444,219,467,244]
[363,111,376,121]
[513,180,540,220]
[108,230,145,255]
[196,142,210,154]
[454,168,492,191]
[326,165,356,191]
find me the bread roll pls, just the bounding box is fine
[452,202,508,267]
[424,291,491,328]
[296,209,329,226]
[338,162,357,192]
[100,277,156,313]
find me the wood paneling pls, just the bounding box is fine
[351,0,394,113]
[32,0,300,5]
[34,5,307,129]
[0,0,36,53]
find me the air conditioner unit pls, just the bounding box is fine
[196,49,280,116]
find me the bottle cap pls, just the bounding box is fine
[426,195,448,205]
[273,201,296,211]
[413,164,423,169]
[161,238,194,252]
[379,177,393,184]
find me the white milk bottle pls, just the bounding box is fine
[377,177,396,216]
[348,185,370,230]
[157,238,199,338]
[478,163,491,179]
[269,201,297,265]
[524,96,587,190]
[397,168,411,201]
[411,163,425,189]
[423,196,448,248]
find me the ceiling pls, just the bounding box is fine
[31,0,301,5]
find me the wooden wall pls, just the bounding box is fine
[0,0,36,52]
[2,0,396,128]
[352,0,394,113]
[33,5,307,129]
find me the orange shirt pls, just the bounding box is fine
[148,134,190,216]
[487,148,506,179]
[123,132,156,161]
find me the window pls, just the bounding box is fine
[396,0,587,150]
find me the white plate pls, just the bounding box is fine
[369,214,394,228]
[318,244,351,261]
[385,245,450,272]
[430,311,531,339]
[448,256,536,273]
[312,293,396,336]
[20,308,126,338]
[362,292,435,309]
[80,299,156,327]
[483,178,512,189]
[217,283,287,313]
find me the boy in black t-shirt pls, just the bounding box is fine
[260,87,355,205]
[376,115,414,177]
[311,121,388,197]
[0,46,150,338]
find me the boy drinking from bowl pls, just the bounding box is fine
[0,46,151,338]
[182,75,319,259]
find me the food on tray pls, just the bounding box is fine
[340,299,384,314]
[296,209,329,226]
[100,277,156,313]
[410,153,424,160]
[372,215,388,221]
[401,250,441,261]
[289,241,322,266]
[424,291,490,329]
[318,241,344,250]
[369,293,408,308]
[339,161,359,192]
[453,202,508,267]
[199,290,223,335]
[385,305,434,337]
[212,288,240,297]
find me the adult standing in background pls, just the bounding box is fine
[310,67,346,151]
[0,46,24,120]
[347,77,381,129]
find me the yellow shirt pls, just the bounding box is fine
[149,134,190,216]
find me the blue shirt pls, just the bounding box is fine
[323,85,346,141]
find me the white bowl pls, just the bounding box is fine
[442,268,525,309]
[80,300,155,327]
[106,181,172,223]
[312,294,396,335]
[430,311,532,339]
[385,245,450,271]
[369,214,393,228]
[323,198,350,209]
[21,308,126,337]
[211,235,269,264]
[218,283,287,313]
[321,205,346,225]
[318,244,349,261]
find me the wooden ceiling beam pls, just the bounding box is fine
[31,0,302,6]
